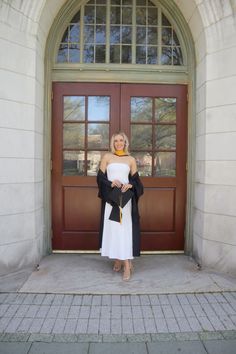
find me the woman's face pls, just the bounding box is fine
[114,134,125,151]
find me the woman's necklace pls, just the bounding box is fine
[114,150,128,157]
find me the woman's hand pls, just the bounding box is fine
[121,183,132,192]
[111,179,122,188]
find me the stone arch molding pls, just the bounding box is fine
[40,0,198,255]
[8,0,235,48]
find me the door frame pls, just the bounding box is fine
[44,0,196,255]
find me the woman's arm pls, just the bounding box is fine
[100,153,109,173]
[130,156,138,176]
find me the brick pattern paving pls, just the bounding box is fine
[0,292,236,335]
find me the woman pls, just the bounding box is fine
[97,132,143,281]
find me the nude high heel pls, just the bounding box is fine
[122,261,133,281]
[113,260,122,272]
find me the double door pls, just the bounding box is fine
[52,82,187,251]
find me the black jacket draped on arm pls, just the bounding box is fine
[97,169,144,257]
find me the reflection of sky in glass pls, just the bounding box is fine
[88,96,110,121]
[64,96,85,121]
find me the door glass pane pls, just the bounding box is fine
[63,123,85,149]
[88,96,110,121]
[87,151,105,176]
[88,123,109,149]
[155,98,176,122]
[154,152,176,176]
[131,125,152,149]
[155,125,176,149]
[132,151,152,176]
[64,96,85,121]
[63,151,85,175]
[131,97,152,122]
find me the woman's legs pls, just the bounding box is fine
[113,259,122,272]
[123,259,132,281]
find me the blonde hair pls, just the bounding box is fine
[110,131,130,154]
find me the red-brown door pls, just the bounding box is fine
[52,82,187,251]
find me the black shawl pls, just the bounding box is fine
[97,169,144,257]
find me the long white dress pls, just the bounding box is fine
[101,162,133,260]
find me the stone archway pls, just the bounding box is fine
[38,0,236,273]
[42,0,197,256]
[1,0,236,274]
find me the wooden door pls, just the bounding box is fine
[52,82,187,251]
[121,84,187,250]
[52,83,119,250]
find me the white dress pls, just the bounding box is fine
[101,163,133,260]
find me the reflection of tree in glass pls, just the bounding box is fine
[131,125,152,149]
[173,47,183,65]
[63,124,85,149]
[155,98,176,122]
[63,151,85,176]
[64,97,85,121]
[96,25,106,44]
[88,123,109,149]
[84,6,95,24]
[155,152,176,176]
[132,152,152,177]
[131,97,152,122]
[161,46,172,65]
[69,24,80,42]
[156,125,176,149]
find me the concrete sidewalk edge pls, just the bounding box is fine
[0,330,236,343]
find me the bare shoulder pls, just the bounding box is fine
[100,152,112,172]
[129,155,137,174]
[101,152,112,162]
[128,155,136,165]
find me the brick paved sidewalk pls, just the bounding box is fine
[0,292,236,336]
[1,292,236,353]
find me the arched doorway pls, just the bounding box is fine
[46,0,195,252]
